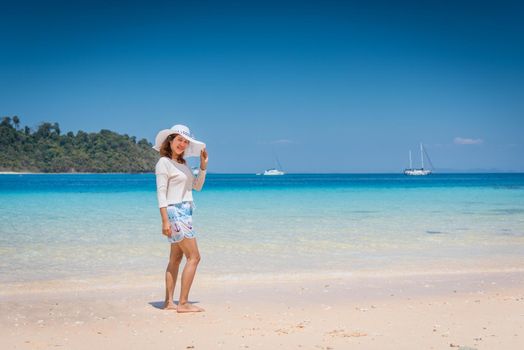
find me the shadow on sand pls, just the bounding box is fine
[149,300,202,310]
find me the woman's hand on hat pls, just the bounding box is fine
[200,148,208,170]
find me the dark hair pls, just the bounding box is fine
[159,134,186,164]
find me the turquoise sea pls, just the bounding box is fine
[1,173,523,284]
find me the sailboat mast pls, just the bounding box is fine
[274,151,283,171]
[420,143,424,169]
[409,150,412,169]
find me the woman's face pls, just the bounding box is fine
[170,134,190,155]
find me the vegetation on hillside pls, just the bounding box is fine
[0,116,158,173]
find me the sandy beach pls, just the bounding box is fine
[2,269,523,350]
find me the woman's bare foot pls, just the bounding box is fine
[176,303,204,313]
[163,301,177,310]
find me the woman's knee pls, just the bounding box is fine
[186,253,201,264]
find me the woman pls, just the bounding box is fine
[153,124,208,313]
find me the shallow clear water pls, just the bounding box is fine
[1,173,523,283]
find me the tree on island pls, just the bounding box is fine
[0,116,158,173]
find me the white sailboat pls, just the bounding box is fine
[404,143,432,176]
[263,168,285,176]
[259,152,285,175]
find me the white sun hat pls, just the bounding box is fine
[152,124,206,157]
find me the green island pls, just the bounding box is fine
[0,116,157,173]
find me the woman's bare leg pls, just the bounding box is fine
[176,238,204,312]
[164,243,184,309]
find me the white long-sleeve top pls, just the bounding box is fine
[155,156,207,208]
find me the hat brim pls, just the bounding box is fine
[152,129,206,157]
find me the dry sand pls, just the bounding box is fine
[1,270,523,349]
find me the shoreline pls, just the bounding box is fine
[2,265,524,297]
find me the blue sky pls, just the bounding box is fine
[1,0,523,172]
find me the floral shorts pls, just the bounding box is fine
[166,201,196,243]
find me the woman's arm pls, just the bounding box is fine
[156,171,169,208]
[193,148,208,191]
[156,159,172,237]
[157,174,172,237]
[193,169,207,191]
